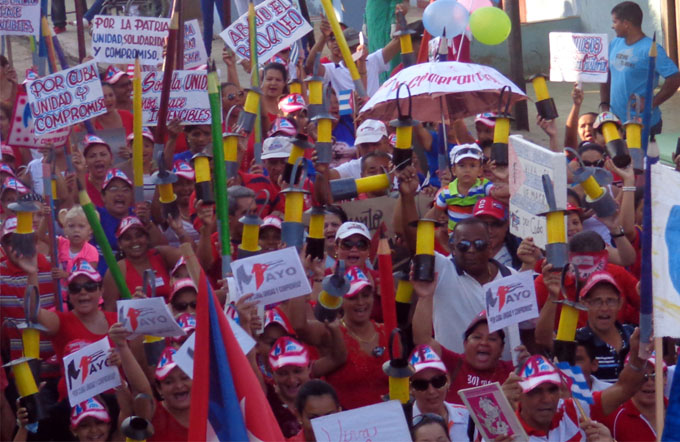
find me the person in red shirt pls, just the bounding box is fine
[72,135,115,208]
[288,380,341,442]
[150,347,191,441]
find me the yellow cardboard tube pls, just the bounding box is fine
[395,126,413,149]
[389,376,410,404]
[395,280,413,304]
[51,180,58,199]
[626,124,642,149]
[309,81,323,105]
[581,176,604,199]
[415,220,435,255]
[289,82,302,95]
[144,335,163,343]
[16,211,33,234]
[159,183,175,203]
[288,145,304,166]
[223,136,239,162]
[194,156,211,183]
[22,328,40,359]
[241,224,260,252]
[532,76,550,101]
[319,0,361,81]
[309,213,324,239]
[602,122,620,142]
[556,304,579,341]
[12,362,39,397]
[319,291,342,309]
[399,34,413,54]
[284,192,304,223]
[545,212,565,244]
[493,118,510,144]
[244,90,260,114]
[317,119,332,143]
[355,174,390,194]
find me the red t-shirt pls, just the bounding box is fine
[629,226,642,279]
[440,345,513,404]
[534,263,640,329]
[591,391,665,442]
[124,249,172,301]
[85,173,105,208]
[149,401,189,442]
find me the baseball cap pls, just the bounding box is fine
[170,278,197,301]
[593,111,622,130]
[0,163,16,177]
[115,216,146,239]
[463,311,505,341]
[1,177,29,196]
[279,93,306,114]
[262,136,293,160]
[450,143,483,165]
[83,134,113,156]
[103,65,128,85]
[102,168,132,190]
[173,160,195,181]
[409,344,446,374]
[126,127,155,144]
[268,117,298,137]
[475,113,497,128]
[473,197,507,221]
[625,353,667,372]
[70,397,110,428]
[170,256,187,277]
[518,355,563,393]
[345,266,372,297]
[68,259,102,283]
[355,119,388,145]
[335,221,371,241]
[269,336,310,371]
[264,306,296,335]
[155,346,179,380]
[566,203,583,213]
[1,217,17,239]
[343,28,361,47]
[579,271,622,300]
[261,215,282,231]
[1,144,14,158]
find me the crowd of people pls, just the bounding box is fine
[1,0,680,441]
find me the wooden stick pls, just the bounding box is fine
[5,36,12,65]
[74,0,86,61]
[180,242,202,288]
[655,336,665,441]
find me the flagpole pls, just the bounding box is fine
[132,58,144,204]
[73,0,87,61]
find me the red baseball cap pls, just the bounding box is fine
[579,271,622,300]
[269,336,310,371]
[518,355,562,393]
[473,197,507,221]
[345,266,372,298]
[566,203,583,213]
[83,134,112,156]
[279,93,306,114]
[409,344,446,374]
[102,168,132,190]
[68,259,102,283]
[115,216,145,239]
[70,397,110,428]
[155,346,179,380]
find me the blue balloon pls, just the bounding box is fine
[423,0,470,38]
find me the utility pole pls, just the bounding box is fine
[503,1,529,130]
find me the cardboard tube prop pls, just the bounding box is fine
[42,158,64,310]
[566,148,617,218]
[236,0,262,138]
[491,86,513,166]
[319,0,367,97]
[311,84,337,164]
[41,17,58,73]
[191,153,214,204]
[529,74,558,120]
[288,78,302,95]
[314,260,350,322]
[3,357,45,424]
[390,84,418,171]
[538,175,568,270]
[378,236,397,337]
[17,286,48,360]
[330,173,391,201]
[141,270,166,365]
[411,217,438,282]
[305,206,325,261]
[281,159,309,250]
[382,329,414,424]
[624,94,644,173]
[133,58,144,204]
[393,10,415,68]
[306,54,324,119]
[394,271,413,328]
[150,153,179,221]
[553,265,587,364]
[595,112,630,168]
[8,195,39,258]
[122,415,155,442]
[237,191,269,258]
[285,135,313,185]
[223,105,242,178]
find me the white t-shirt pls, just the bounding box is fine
[163,218,200,247]
[322,49,390,97]
[332,157,362,180]
[412,401,469,442]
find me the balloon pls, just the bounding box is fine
[469,6,511,45]
[458,0,492,13]
[423,0,470,38]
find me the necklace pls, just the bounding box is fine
[341,319,377,344]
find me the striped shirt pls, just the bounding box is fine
[435,178,493,231]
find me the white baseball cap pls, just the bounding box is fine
[355,119,388,145]
[335,221,371,241]
[262,136,293,160]
[450,143,483,165]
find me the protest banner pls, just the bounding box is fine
[508,135,567,249]
[117,297,186,339]
[311,400,410,442]
[25,61,106,136]
[220,0,313,63]
[7,86,71,148]
[91,15,170,65]
[549,32,609,83]
[183,19,208,69]
[63,337,122,406]
[141,70,211,125]
[652,163,680,337]
[484,271,539,333]
[0,0,40,37]
[230,246,312,305]
[459,382,527,441]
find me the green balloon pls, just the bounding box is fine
[469,6,511,45]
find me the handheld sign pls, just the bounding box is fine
[141,70,211,126]
[220,0,313,64]
[91,15,170,65]
[0,0,40,37]
[508,135,567,249]
[183,19,209,69]
[25,61,106,136]
[117,297,186,339]
[230,246,312,305]
[8,86,71,148]
[311,400,410,442]
[549,32,609,83]
[63,337,122,406]
[459,382,527,441]
[484,271,539,333]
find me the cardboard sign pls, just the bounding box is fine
[0,0,40,37]
[183,19,209,69]
[7,86,71,148]
[25,61,106,135]
[652,163,680,338]
[311,400,410,442]
[231,246,312,305]
[141,70,211,125]
[220,0,313,63]
[508,135,567,249]
[459,382,527,441]
[484,271,539,333]
[63,337,122,406]
[91,15,170,65]
[117,297,186,339]
[549,32,609,83]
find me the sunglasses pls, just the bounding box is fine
[340,238,369,251]
[227,91,244,100]
[412,412,446,428]
[68,281,99,293]
[455,239,488,253]
[173,301,197,312]
[583,159,605,168]
[411,375,448,391]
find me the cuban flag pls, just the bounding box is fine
[338,89,353,116]
[188,267,283,441]
[556,362,594,404]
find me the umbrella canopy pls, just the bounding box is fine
[359,61,527,122]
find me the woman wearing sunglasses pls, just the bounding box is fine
[168,279,197,317]
[410,345,470,442]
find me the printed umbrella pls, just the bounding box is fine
[359,61,527,123]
